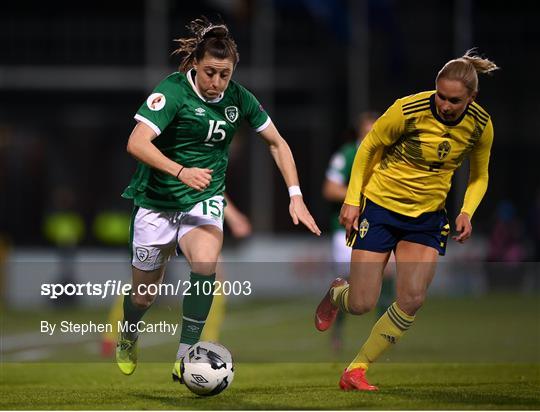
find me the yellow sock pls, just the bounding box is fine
[201,293,226,342]
[347,302,415,371]
[104,295,124,342]
[330,284,350,313]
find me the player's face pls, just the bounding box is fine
[435,78,476,122]
[358,119,376,142]
[193,54,235,100]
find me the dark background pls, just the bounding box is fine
[1,0,538,254]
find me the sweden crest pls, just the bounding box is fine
[359,218,369,239]
[225,106,239,123]
[437,141,451,160]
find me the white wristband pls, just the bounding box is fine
[288,185,302,197]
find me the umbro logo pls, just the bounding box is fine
[380,333,397,344]
[191,374,209,384]
[195,107,206,116]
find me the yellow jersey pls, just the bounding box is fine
[345,91,493,218]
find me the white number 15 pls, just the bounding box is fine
[204,120,226,144]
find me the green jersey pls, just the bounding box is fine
[122,70,270,211]
[326,142,358,232]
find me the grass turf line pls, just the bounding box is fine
[1,362,539,410]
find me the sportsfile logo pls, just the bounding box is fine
[40,280,253,299]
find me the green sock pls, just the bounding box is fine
[122,292,148,341]
[180,272,216,345]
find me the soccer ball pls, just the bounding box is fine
[181,341,235,396]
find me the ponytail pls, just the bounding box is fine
[172,17,239,73]
[436,48,500,93]
[461,48,499,75]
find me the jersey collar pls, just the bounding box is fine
[429,93,468,127]
[187,69,224,104]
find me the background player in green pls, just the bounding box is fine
[322,112,395,352]
[117,17,321,379]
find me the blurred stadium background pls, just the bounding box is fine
[1,0,539,367]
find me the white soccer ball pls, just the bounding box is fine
[181,341,235,396]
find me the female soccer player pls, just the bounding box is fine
[100,194,250,357]
[315,49,498,390]
[116,17,320,378]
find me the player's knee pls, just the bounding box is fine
[398,293,425,314]
[347,297,377,315]
[190,260,218,276]
[131,293,155,309]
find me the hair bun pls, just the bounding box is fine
[186,17,228,40]
[176,17,239,73]
[201,25,229,40]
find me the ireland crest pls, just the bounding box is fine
[136,247,149,262]
[225,106,239,123]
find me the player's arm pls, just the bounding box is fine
[339,133,384,237]
[126,123,212,192]
[127,122,180,177]
[340,101,404,237]
[453,119,494,243]
[322,179,348,202]
[323,151,349,202]
[258,122,321,236]
[223,193,252,239]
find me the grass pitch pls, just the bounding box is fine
[1,362,538,410]
[1,294,539,409]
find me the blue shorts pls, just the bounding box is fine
[348,198,450,256]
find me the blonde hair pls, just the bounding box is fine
[172,17,239,73]
[436,48,500,93]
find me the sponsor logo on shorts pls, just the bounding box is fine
[146,93,166,111]
[135,247,149,262]
[225,106,239,123]
[359,218,369,239]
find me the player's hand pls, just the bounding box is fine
[339,203,360,239]
[178,167,213,192]
[289,195,321,236]
[453,212,472,243]
[228,213,252,238]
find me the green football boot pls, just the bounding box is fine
[172,358,184,383]
[116,336,138,375]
